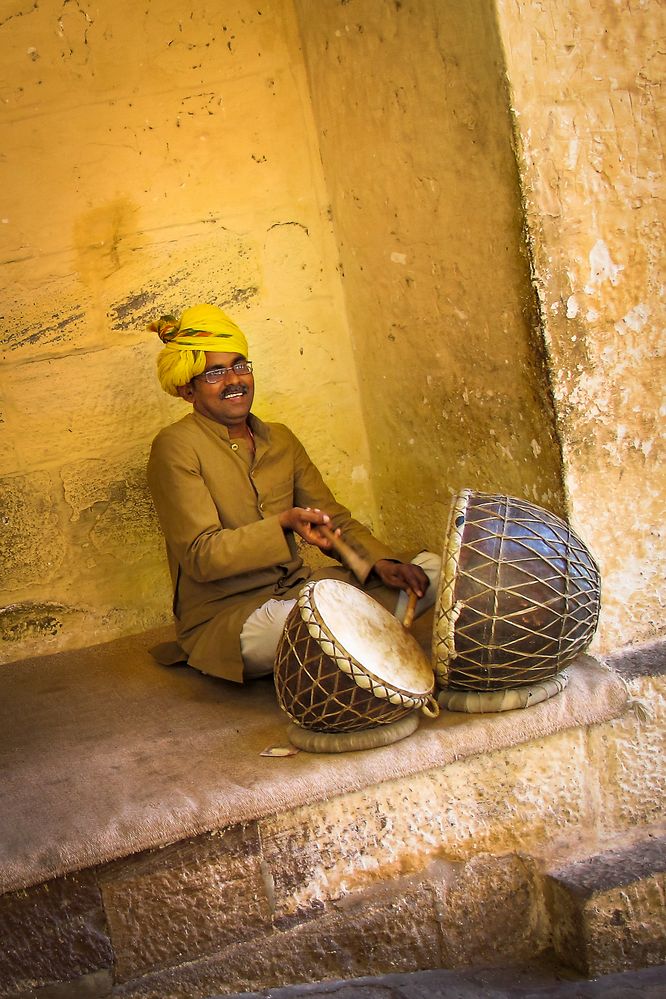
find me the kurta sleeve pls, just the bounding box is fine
[147,434,292,583]
[287,429,397,582]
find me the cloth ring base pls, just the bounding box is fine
[285,711,420,753]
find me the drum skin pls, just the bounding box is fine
[433,490,601,691]
[275,579,436,733]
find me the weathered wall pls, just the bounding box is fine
[1,0,662,664]
[0,0,377,663]
[495,0,665,651]
[294,0,566,555]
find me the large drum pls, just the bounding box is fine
[275,578,438,732]
[433,490,601,692]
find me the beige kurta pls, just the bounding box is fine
[147,411,397,682]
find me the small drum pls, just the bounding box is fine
[274,578,438,732]
[434,490,601,692]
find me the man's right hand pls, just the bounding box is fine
[279,507,339,552]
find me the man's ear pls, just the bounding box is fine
[176,382,195,402]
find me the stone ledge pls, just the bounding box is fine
[0,627,628,897]
[0,628,658,996]
[548,835,666,897]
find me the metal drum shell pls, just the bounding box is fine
[275,580,436,733]
[433,490,601,692]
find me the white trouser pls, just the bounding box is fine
[240,551,441,678]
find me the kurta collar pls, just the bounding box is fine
[190,410,272,447]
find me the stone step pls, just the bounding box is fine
[545,835,666,976]
[217,962,666,999]
[605,636,666,683]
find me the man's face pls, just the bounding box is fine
[178,350,254,430]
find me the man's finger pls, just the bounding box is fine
[397,564,427,597]
[303,508,330,524]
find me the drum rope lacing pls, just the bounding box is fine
[433,488,470,684]
[432,490,601,692]
[297,582,426,710]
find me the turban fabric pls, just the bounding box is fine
[150,304,249,396]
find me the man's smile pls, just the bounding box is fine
[221,385,248,400]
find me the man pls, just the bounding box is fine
[147,304,440,683]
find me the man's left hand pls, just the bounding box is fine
[373,559,429,598]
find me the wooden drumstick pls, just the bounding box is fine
[402,589,418,630]
[318,524,368,579]
[319,526,419,629]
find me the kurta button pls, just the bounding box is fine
[231,443,239,451]
[259,502,264,510]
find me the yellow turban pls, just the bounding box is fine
[150,304,249,397]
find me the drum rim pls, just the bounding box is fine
[432,488,470,685]
[297,580,434,706]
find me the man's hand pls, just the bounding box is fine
[373,558,429,598]
[279,507,339,552]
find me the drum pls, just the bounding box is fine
[433,490,600,692]
[274,578,438,732]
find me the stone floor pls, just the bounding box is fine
[220,960,666,998]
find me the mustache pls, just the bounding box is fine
[221,384,249,399]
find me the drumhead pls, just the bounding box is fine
[309,578,434,696]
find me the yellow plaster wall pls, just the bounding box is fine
[495,0,665,651]
[294,0,566,555]
[0,0,377,662]
[1,0,662,664]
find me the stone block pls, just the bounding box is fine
[99,824,273,982]
[589,674,666,834]
[60,449,163,566]
[0,473,66,590]
[8,969,114,999]
[113,859,547,997]
[259,728,592,918]
[113,875,442,998]
[0,602,82,655]
[1,342,168,468]
[0,449,172,659]
[439,853,547,968]
[0,872,113,996]
[1,274,95,360]
[546,836,666,975]
[0,397,20,477]
[268,878,441,985]
[106,228,261,336]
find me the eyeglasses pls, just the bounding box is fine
[195,360,253,384]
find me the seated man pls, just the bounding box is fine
[147,304,440,683]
